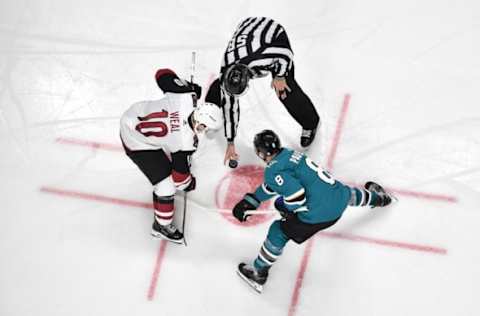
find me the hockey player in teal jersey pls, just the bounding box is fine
[232,129,394,293]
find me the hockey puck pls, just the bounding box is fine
[228,159,238,169]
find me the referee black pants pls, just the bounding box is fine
[282,65,320,130]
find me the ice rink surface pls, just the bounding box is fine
[1,0,479,315]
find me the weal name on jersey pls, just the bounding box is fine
[170,111,180,132]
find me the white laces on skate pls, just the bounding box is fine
[301,129,313,137]
[162,223,178,234]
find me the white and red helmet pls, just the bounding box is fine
[193,102,223,132]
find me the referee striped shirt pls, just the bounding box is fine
[220,17,294,142]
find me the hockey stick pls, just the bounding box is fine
[218,209,277,215]
[190,51,197,106]
[173,196,277,216]
[181,192,188,246]
[180,51,196,247]
[190,51,196,84]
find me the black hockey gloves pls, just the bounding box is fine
[189,82,202,100]
[232,193,260,222]
[184,176,196,192]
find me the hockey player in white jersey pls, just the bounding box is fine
[120,68,222,243]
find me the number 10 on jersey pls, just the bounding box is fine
[135,110,169,137]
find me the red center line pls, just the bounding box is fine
[39,185,448,288]
[288,239,314,316]
[288,94,352,316]
[388,187,457,203]
[54,135,458,204]
[39,180,449,314]
[39,186,449,255]
[318,231,447,255]
[344,182,458,203]
[147,240,168,301]
[40,186,152,209]
[56,137,123,152]
[40,186,168,300]
[326,94,351,171]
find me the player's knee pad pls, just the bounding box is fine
[153,175,175,197]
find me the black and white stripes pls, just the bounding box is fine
[257,240,281,267]
[222,93,239,142]
[348,187,372,207]
[218,17,295,142]
[222,17,293,78]
[284,188,306,206]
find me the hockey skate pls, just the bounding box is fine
[300,128,317,147]
[364,181,397,207]
[151,221,184,244]
[237,263,269,293]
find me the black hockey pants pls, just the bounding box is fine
[281,65,320,130]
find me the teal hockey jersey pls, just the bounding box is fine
[254,148,351,223]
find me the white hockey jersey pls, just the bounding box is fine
[120,92,197,154]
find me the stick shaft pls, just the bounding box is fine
[174,196,277,216]
[196,208,276,215]
[190,51,196,83]
[181,192,188,246]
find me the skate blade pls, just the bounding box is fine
[151,231,185,244]
[387,191,399,204]
[236,269,263,293]
[390,194,399,203]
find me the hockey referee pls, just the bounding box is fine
[205,16,321,166]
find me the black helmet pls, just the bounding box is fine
[254,129,282,160]
[222,63,252,96]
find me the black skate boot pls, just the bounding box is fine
[237,263,269,293]
[151,220,184,244]
[300,128,317,147]
[364,181,393,207]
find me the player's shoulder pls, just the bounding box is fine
[164,92,194,113]
[264,148,291,180]
[272,148,301,166]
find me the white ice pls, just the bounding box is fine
[1,0,479,315]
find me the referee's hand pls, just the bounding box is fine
[224,143,239,165]
[272,77,291,100]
